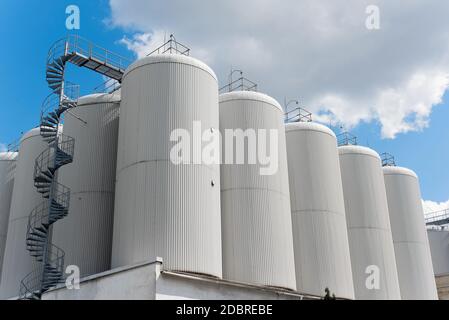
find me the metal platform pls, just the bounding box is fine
[426,209,449,226]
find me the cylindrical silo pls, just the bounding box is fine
[383,166,438,300]
[339,145,401,300]
[52,91,120,277]
[0,152,18,283]
[0,129,48,299]
[427,228,449,277]
[112,54,222,278]
[220,91,296,290]
[285,122,354,298]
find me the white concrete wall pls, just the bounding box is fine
[43,261,158,300]
[43,260,316,300]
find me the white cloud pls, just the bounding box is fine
[422,199,449,215]
[376,71,449,138]
[107,0,449,138]
[119,31,167,59]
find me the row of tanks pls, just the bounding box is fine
[0,50,438,299]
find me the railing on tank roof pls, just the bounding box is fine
[219,69,258,93]
[146,34,190,56]
[381,152,396,167]
[284,99,313,123]
[93,78,121,94]
[6,136,21,152]
[336,131,357,146]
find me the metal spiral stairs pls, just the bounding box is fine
[19,44,77,301]
[19,35,130,300]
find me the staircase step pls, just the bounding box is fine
[27,231,46,240]
[47,78,63,86]
[46,70,63,78]
[40,124,58,131]
[49,84,62,91]
[48,64,64,73]
[48,61,64,70]
[30,229,47,238]
[43,117,59,126]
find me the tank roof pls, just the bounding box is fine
[383,166,418,179]
[124,54,217,81]
[219,91,283,112]
[20,127,40,142]
[338,145,380,160]
[78,91,121,106]
[285,121,336,138]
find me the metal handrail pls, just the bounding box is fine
[147,34,190,56]
[6,137,20,152]
[67,35,132,71]
[219,77,258,93]
[20,268,42,299]
[93,78,121,94]
[57,134,75,155]
[285,107,313,123]
[34,135,75,180]
[337,132,357,146]
[425,209,449,224]
[46,37,69,65]
[45,244,66,272]
[19,244,66,299]
[51,182,71,209]
[47,35,133,72]
[34,148,55,179]
[41,83,79,118]
[27,201,52,230]
[27,184,70,228]
[381,152,396,167]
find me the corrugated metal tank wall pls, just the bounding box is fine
[285,122,354,298]
[112,54,222,277]
[220,91,296,290]
[52,92,121,277]
[428,229,449,276]
[0,129,48,298]
[384,166,438,299]
[0,152,18,282]
[339,145,401,300]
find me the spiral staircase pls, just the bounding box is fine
[19,35,130,300]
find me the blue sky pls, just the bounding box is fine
[0,0,447,206]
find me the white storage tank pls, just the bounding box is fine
[0,129,48,299]
[428,228,449,276]
[383,166,438,299]
[339,145,401,300]
[220,91,296,290]
[53,91,121,277]
[0,152,18,282]
[285,122,354,298]
[112,54,222,278]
